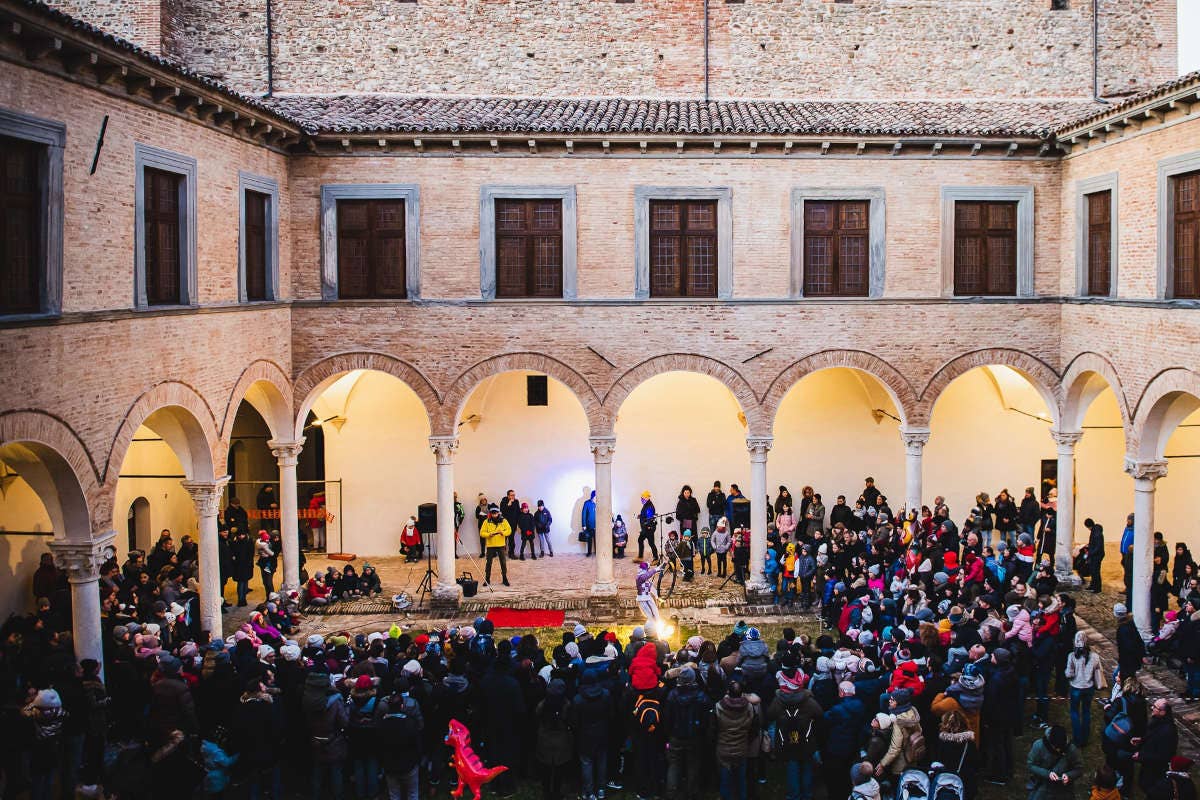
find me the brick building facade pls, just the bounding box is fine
[1,0,1198,660]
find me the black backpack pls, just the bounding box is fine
[671,693,706,740]
[634,693,661,733]
[775,706,813,757]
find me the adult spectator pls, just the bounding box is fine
[1133,699,1178,796]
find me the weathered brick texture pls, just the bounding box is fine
[48,0,1178,101]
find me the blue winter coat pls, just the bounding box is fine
[581,495,596,531]
[822,696,867,759]
[201,740,238,794]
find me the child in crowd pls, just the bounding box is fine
[612,515,628,558]
[697,526,713,575]
[534,500,554,558]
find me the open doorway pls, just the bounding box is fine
[126,496,151,554]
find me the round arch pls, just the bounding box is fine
[0,410,97,541]
[918,348,1063,426]
[603,353,765,435]
[436,352,604,437]
[1131,368,1200,462]
[104,381,220,493]
[762,350,918,429]
[220,360,293,445]
[1060,352,1131,445]
[293,352,439,441]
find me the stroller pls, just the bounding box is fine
[894,766,966,800]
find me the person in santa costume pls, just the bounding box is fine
[400,515,422,562]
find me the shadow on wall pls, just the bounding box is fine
[0,533,52,620]
[570,485,593,555]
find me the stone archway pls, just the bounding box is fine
[762,349,919,429]
[917,348,1063,426]
[435,351,604,437]
[293,352,439,441]
[602,353,766,436]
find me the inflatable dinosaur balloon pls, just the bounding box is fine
[445,719,507,800]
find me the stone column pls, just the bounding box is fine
[1125,458,1167,639]
[268,438,305,593]
[182,477,230,641]
[899,427,930,515]
[50,530,116,680]
[1051,429,1084,582]
[590,436,618,597]
[745,436,773,601]
[429,436,462,606]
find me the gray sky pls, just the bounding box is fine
[1183,0,1199,74]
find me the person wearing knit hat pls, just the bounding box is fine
[401,659,422,678]
[157,654,182,676]
[279,643,301,661]
[875,712,894,730]
[573,623,587,639]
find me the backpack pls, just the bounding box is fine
[634,694,661,734]
[775,706,813,757]
[349,696,377,729]
[902,724,927,764]
[672,693,706,740]
[378,698,422,741]
[1104,697,1132,745]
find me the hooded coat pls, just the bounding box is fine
[1027,730,1084,800]
[301,672,349,763]
[714,695,759,766]
[765,688,823,759]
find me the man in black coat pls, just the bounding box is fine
[1018,487,1041,537]
[230,530,255,607]
[1084,518,1105,592]
[1115,603,1147,680]
[500,490,521,558]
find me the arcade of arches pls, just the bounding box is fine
[5,351,1200,667]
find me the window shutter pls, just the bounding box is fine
[649,199,717,298]
[803,200,869,297]
[954,200,1017,296]
[1173,172,1200,299]
[1085,190,1111,297]
[0,135,41,313]
[337,199,407,299]
[244,190,269,301]
[494,198,563,298]
[144,168,182,305]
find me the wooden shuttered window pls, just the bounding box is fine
[649,199,718,298]
[803,200,870,296]
[1085,190,1111,297]
[1173,171,1200,299]
[953,200,1018,296]
[144,167,184,306]
[337,199,407,299]
[1,134,42,314]
[244,190,270,301]
[495,198,563,298]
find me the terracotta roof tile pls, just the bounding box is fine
[266,94,1105,138]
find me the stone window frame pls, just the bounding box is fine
[0,106,65,320]
[634,186,733,300]
[479,185,578,300]
[320,184,421,301]
[939,185,1035,298]
[1074,172,1119,298]
[1156,150,1200,300]
[789,186,887,298]
[134,143,198,309]
[238,171,280,303]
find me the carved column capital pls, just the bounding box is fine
[900,427,931,454]
[1051,429,1084,452]
[182,476,231,518]
[589,436,617,465]
[268,438,305,466]
[428,436,459,466]
[746,436,773,463]
[49,530,116,584]
[1124,458,1168,484]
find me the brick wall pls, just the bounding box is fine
[0,62,291,313]
[289,153,1063,301]
[142,0,1178,100]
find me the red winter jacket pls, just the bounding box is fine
[888,662,925,696]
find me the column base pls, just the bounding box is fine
[1054,570,1083,587]
[743,579,774,605]
[430,581,463,615]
